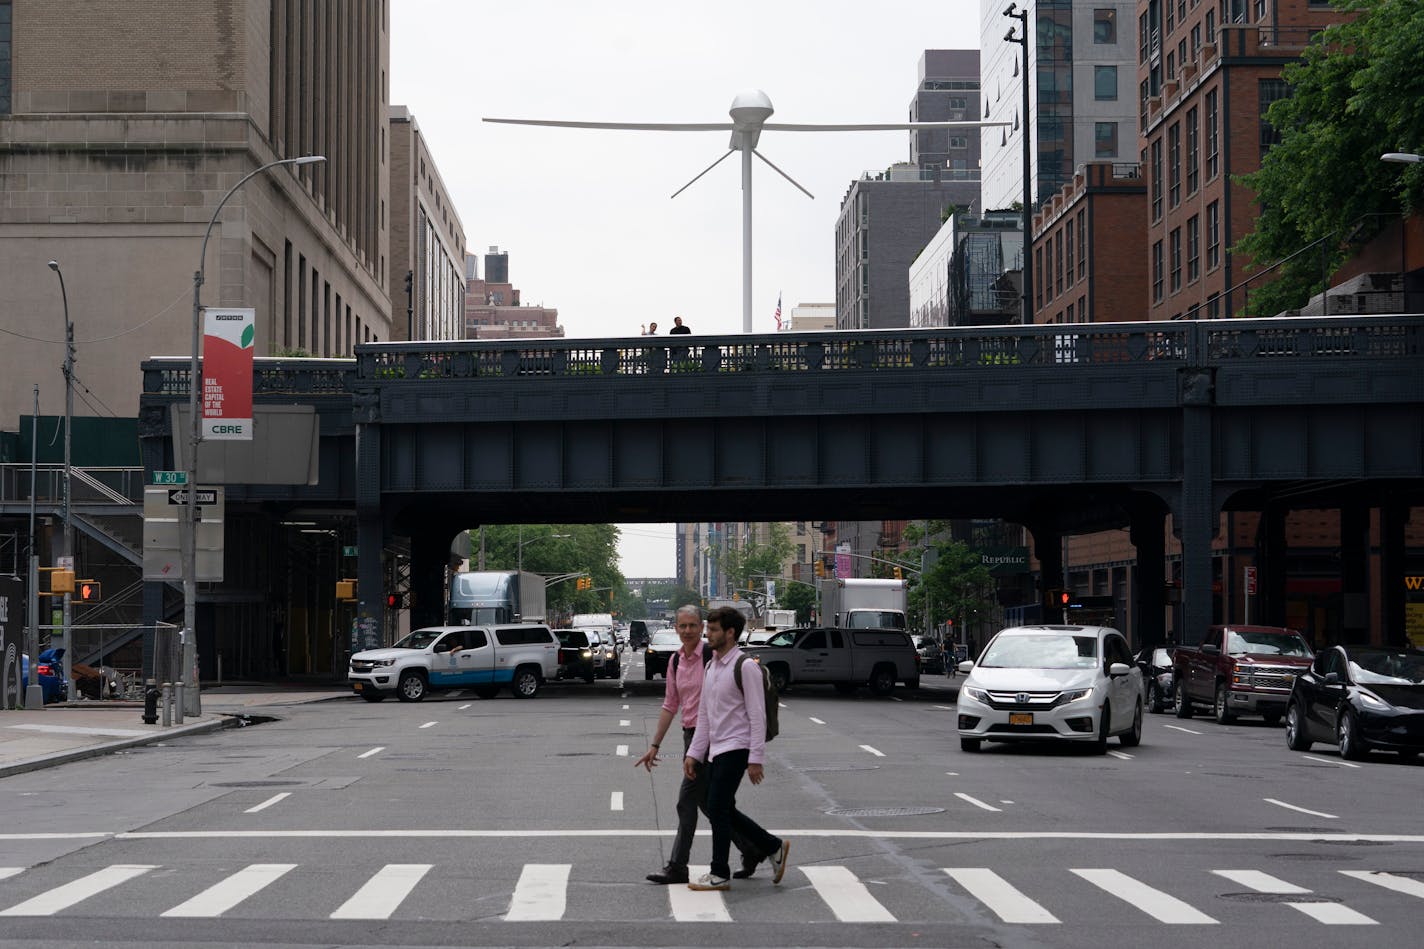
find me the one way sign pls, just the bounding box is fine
[167,488,220,505]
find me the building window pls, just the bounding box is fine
[1151,139,1163,222]
[949,96,967,110]
[1169,228,1182,293]
[1044,235,1054,301]
[1152,240,1165,302]
[1166,51,1175,81]
[1095,8,1117,43]
[0,0,11,114]
[1168,122,1181,207]
[1077,211,1087,279]
[1056,233,1065,295]
[1095,122,1118,157]
[1190,23,1201,61]
[1207,292,1221,319]
[1095,65,1118,100]
[1036,246,1045,308]
[1206,10,1216,44]
[949,135,967,148]
[1206,201,1220,270]
[1139,12,1149,64]
[1186,106,1199,195]
[1205,89,1219,180]
[1187,214,1201,283]
[1259,78,1291,158]
[1065,221,1075,287]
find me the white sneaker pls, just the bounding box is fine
[770,839,790,884]
[688,872,730,891]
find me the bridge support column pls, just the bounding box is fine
[1259,504,1288,628]
[354,402,385,651]
[1379,498,1407,646]
[1341,501,1370,643]
[1129,501,1167,647]
[1179,360,1215,647]
[1028,524,1062,620]
[410,530,451,630]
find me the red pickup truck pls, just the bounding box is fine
[1174,625,1313,725]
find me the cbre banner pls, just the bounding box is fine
[201,307,255,440]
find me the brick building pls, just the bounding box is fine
[388,105,466,342]
[463,249,563,340]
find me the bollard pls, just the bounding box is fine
[161,682,172,727]
[141,678,159,725]
[174,680,185,725]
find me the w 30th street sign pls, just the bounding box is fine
[167,488,219,506]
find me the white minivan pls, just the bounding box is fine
[955,625,1143,753]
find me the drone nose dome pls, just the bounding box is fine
[729,88,774,127]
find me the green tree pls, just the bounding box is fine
[468,524,625,617]
[1234,0,1424,316]
[707,523,794,605]
[778,581,818,625]
[897,522,996,634]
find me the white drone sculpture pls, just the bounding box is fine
[485,89,1009,333]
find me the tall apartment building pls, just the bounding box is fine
[0,0,392,424]
[981,1,1140,212]
[1031,161,1146,322]
[909,50,983,177]
[389,105,466,341]
[1139,0,1341,320]
[777,303,835,332]
[909,209,1024,327]
[464,249,564,340]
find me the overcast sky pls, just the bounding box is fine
[390,0,982,577]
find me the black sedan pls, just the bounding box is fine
[1285,644,1424,760]
[912,635,946,676]
[1134,645,1177,714]
[553,629,598,683]
[643,629,683,680]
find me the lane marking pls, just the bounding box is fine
[1264,798,1338,820]
[357,746,384,759]
[0,865,157,916]
[419,721,437,729]
[944,868,1059,924]
[1214,870,1376,925]
[244,792,290,814]
[1107,751,1135,760]
[945,772,959,776]
[859,744,885,757]
[1341,870,1424,900]
[458,704,472,710]
[801,866,896,922]
[1071,869,1217,924]
[330,864,432,919]
[1000,801,1015,805]
[97,830,1424,842]
[809,717,826,725]
[778,702,788,709]
[619,719,631,727]
[1301,755,1361,769]
[0,869,23,882]
[891,696,903,702]
[668,864,731,922]
[622,705,629,710]
[954,792,1001,813]
[1162,724,1202,735]
[161,863,296,918]
[615,745,629,757]
[504,863,570,921]
[932,704,956,710]
[610,791,624,811]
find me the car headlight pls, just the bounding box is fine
[581,649,592,658]
[1358,691,1389,710]
[371,658,396,667]
[963,687,990,703]
[1060,689,1091,704]
[646,647,655,655]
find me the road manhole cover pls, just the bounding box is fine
[824,806,944,817]
[209,780,305,788]
[796,764,880,773]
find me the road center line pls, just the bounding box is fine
[1107,750,1135,760]
[621,704,629,710]
[809,717,826,725]
[615,745,629,756]
[954,792,1001,812]
[858,744,885,757]
[609,791,624,812]
[891,696,903,702]
[1302,754,1361,769]
[1263,798,1339,820]
[1162,724,1203,735]
[418,721,437,729]
[458,704,472,710]
[357,746,384,759]
[932,704,956,710]
[244,792,290,814]
[619,719,630,727]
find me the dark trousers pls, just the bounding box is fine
[702,747,781,880]
[668,728,754,869]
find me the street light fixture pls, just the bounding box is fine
[181,155,325,707]
[1004,2,1033,325]
[516,529,571,573]
[46,260,75,696]
[1380,153,1423,164]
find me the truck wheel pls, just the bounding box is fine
[1092,703,1111,754]
[960,737,982,753]
[511,666,541,699]
[1175,688,1193,718]
[359,690,385,703]
[396,671,427,703]
[1285,701,1312,751]
[1338,709,1368,760]
[768,664,790,693]
[1213,682,1235,724]
[1119,701,1142,747]
[833,681,857,695]
[869,665,895,696]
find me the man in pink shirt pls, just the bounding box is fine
[634,605,755,885]
[683,606,790,891]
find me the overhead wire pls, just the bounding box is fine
[0,284,190,344]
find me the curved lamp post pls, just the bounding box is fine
[1381,153,1423,164]
[46,260,75,697]
[181,155,325,699]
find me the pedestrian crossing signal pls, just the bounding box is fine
[78,581,101,602]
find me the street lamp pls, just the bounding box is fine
[181,155,325,706]
[1004,3,1033,324]
[516,528,570,573]
[1381,153,1423,164]
[47,260,75,696]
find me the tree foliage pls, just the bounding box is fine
[468,524,624,616]
[1234,0,1424,316]
[706,523,794,605]
[777,580,818,625]
[896,522,996,633]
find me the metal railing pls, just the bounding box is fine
[0,465,145,505]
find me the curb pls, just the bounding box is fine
[0,715,235,780]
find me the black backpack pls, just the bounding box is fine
[670,643,713,675]
[733,654,779,743]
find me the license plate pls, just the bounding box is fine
[1009,712,1033,726]
[352,682,362,691]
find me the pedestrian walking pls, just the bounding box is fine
[635,605,758,884]
[683,606,790,891]
[647,321,659,335]
[669,316,691,335]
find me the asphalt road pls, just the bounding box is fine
[2,649,1421,949]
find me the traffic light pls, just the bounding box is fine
[51,569,75,594]
[814,559,825,578]
[77,580,101,602]
[336,580,356,601]
[1059,590,1071,606]
[1044,587,1064,610]
[893,566,903,580]
[576,576,591,591]
[386,592,405,610]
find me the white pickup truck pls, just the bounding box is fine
[348,624,559,702]
[742,626,920,696]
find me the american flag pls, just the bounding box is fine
[773,293,782,331]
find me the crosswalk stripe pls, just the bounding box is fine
[0,869,23,882]
[668,865,730,922]
[1071,869,1217,924]
[1341,870,1424,900]
[802,866,896,922]
[161,864,296,917]
[330,864,432,919]
[943,868,1059,924]
[0,865,157,917]
[504,864,569,921]
[1214,870,1376,925]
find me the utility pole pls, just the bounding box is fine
[25,386,44,710]
[1004,3,1034,325]
[47,261,75,695]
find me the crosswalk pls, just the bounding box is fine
[0,861,1419,925]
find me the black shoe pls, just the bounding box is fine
[646,865,689,885]
[732,854,761,880]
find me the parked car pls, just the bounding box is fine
[643,629,683,679]
[1134,645,1177,713]
[348,624,559,701]
[21,648,68,704]
[1285,644,1424,760]
[912,635,946,675]
[552,629,598,684]
[956,625,1143,754]
[1174,625,1313,724]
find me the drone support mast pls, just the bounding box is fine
[741,140,753,334]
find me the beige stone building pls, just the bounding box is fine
[0,0,392,424]
[388,105,465,342]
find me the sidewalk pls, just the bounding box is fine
[0,683,351,779]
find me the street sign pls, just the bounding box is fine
[1244,566,1258,595]
[342,546,358,557]
[167,488,219,506]
[152,470,187,485]
[56,555,74,571]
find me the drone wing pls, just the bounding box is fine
[483,118,733,131]
[764,121,1012,131]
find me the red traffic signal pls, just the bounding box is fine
[78,581,101,602]
[1059,591,1071,605]
[386,592,405,610]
